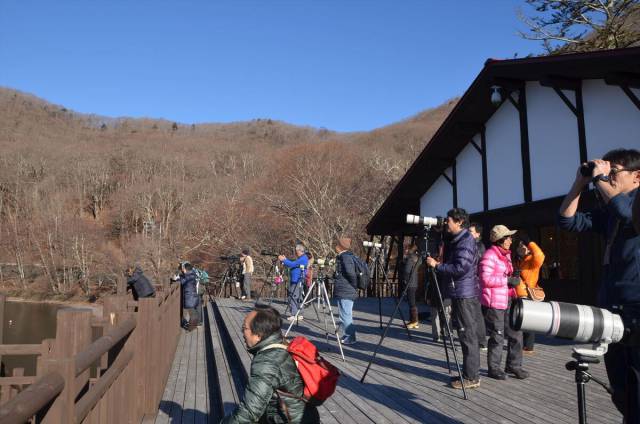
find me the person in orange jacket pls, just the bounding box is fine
[514,233,545,354]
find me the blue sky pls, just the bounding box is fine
[0,1,543,131]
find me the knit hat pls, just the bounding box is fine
[490,225,517,242]
[336,237,352,251]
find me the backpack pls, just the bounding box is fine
[194,267,210,295]
[352,255,370,290]
[262,336,340,406]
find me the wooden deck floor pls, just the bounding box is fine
[151,315,210,424]
[214,297,622,424]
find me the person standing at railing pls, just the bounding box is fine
[125,265,155,300]
[279,244,309,321]
[175,262,200,331]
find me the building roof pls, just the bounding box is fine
[366,47,640,236]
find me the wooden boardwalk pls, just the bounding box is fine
[151,317,210,424]
[213,297,622,424]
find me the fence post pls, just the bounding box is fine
[0,294,5,378]
[41,308,92,424]
[135,297,157,415]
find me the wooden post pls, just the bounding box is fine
[136,297,157,415]
[41,308,92,424]
[0,295,5,379]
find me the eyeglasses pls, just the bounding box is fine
[609,168,638,177]
[241,325,249,332]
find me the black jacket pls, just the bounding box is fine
[333,251,357,300]
[126,268,155,300]
[222,333,319,424]
[179,271,199,309]
[402,253,420,289]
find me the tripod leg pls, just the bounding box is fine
[285,280,315,337]
[576,376,588,424]
[321,282,345,361]
[378,258,412,339]
[361,282,412,383]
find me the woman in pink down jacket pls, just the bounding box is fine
[479,225,529,381]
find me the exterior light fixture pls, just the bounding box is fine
[490,85,502,106]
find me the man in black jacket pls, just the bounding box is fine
[333,237,358,345]
[125,265,155,300]
[222,305,319,424]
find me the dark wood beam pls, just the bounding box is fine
[621,86,640,111]
[452,161,458,209]
[605,72,640,89]
[540,75,581,91]
[552,87,577,116]
[480,126,489,211]
[492,77,525,91]
[517,88,532,203]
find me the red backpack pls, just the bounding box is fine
[262,336,340,406]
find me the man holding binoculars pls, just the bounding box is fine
[558,148,640,420]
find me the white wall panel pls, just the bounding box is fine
[420,170,453,218]
[526,81,581,201]
[485,100,523,209]
[583,79,640,159]
[456,137,483,213]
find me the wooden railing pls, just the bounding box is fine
[0,283,181,424]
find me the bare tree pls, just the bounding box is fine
[518,0,640,53]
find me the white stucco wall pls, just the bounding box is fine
[419,169,453,218]
[526,81,581,201]
[583,79,640,159]
[456,137,483,213]
[485,99,524,209]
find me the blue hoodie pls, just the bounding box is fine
[282,255,309,284]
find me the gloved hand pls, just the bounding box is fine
[507,276,521,287]
[512,269,521,279]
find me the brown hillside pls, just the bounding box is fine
[0,86,455,300]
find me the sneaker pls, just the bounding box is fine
[407,322,420,329]
[451,378,480,389]
[241,295,246,300]
[487,369,507,380]
[505,367,529,379]
[341,337,357,345]
[480,345,488,352]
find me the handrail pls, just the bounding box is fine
[74,318,136,377]
[0,372,64,424]
[74,350,133,423]
[0,345,41,355]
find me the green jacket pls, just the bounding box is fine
[221,333,320,424]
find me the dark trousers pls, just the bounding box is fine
[483,301,523,372]
[605,343,640,423]
[451,297,482,381]
[477,310,487,347]
[407,287,417,308]
[523,332,535,350]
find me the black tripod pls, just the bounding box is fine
[256,258,285,304]
[217,261,242,298]
[566,346,613,424]
[361,225,467,400]
[369,245,411,336]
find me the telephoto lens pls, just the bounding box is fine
[406,214,444,227]
[510,299,625,344]
[363,241,382,248]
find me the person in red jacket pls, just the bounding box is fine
[479,225,529,380]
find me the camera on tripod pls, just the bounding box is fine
[363,241,382,249]
[406,214,445,228]
[219,255,240,261]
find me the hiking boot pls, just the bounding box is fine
[407,321,420,329]
[488,369,507,380]
[505,367,529,379]
[341,337,357,346]
[479,344,488,352]
[451,378,480,389]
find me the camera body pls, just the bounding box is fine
[579,161,596,177]
[220,255,240,262]
[363,241,382,248]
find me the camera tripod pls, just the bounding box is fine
[284,266,345,361]
[566,345,613,424]
[217,262,242,298]
[256,258,285,305]
[361,225,467,400]
[369,245,411,336]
